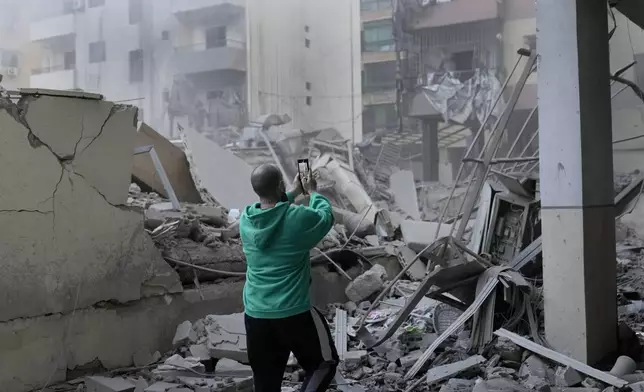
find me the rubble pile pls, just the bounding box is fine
[128,183,246,285]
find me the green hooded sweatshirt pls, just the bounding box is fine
[240,192,334,319]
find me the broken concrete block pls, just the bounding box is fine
[189,344,210,361]
[426,355,486,385]
[185,205,228,227]
[172,321,193,347]
[344,265,387,303]
[85,376,135,392]
[205,313,248,363]
[400,220,453,253]
[144,382,181,392]
[494,337,523,362]
[343,350,367,371]
[399,350,423,369]
[216,358,252,377]
[439,379,476,392]
[486,367,517,380]
[629,382,644,392]
[519,355,554,383]
[555,366,583,387]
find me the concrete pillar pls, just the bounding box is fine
[422,119,439,182]
[537,0,616,363]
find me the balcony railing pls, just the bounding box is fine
[32,63,75,75]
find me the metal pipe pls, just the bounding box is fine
[499,105,538,171]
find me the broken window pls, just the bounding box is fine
[88,0,105,8]
[306,82,312,91]
[89,41,106,63]
[206,26,227,49]
[360,0,393,12]
[363,20,394,52]
[129,0,143,24]
[129,49,144,83]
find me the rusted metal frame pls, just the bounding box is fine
[499,106,538,171]
[356,237,450,330]
[430,55,524,242]
[455,51,538,240]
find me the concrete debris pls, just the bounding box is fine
[204,313,248,362]
[173,321,194,347]
[345,264,387,303]
[86,376,136,392]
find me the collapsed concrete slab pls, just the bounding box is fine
[179,123,256,209]
[0,93,182,322]
[133,123,202,204]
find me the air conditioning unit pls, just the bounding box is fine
[73,0,85,11]
[6,67,18,77]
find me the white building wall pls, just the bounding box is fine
[246,0,362,142]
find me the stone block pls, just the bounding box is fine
[345,264,387,303]
[494,337,523,362]
[85,376,135,392]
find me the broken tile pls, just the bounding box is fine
[85,376,135,392]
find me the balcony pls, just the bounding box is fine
[30,66,75,90]
[172,0,244,25]
[172,40,246,76]
[408,0,501,30]
[30,13,75,42]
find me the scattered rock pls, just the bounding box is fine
[85,376,135,392]
[495,337,523,362]
[439,379,476,392]
[555,366,583,387]
[215,358,252,377]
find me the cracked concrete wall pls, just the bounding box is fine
[0,282,245,392]
[0,93,182,322]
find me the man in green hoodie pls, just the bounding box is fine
[240,164,338,392]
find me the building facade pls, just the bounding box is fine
[0,0,34,90]
[25,0,362,142]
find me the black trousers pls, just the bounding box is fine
[244,308,339,392]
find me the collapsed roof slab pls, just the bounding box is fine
[0,95,181,322]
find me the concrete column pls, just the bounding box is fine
[537,0,616,363]
[422,119,439,182]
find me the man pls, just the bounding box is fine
[240,164,338,392]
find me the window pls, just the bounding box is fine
[161,30,170,40]
[304,25,310,33]
[129,0,143,24]
[306,96,312,106]
[363,62,396,91]
[363,20,394,52]
[305,39,311,48]
[64,51,76,70]
[206,26,227,49]
[0,50,18,67]
[305,82,312,91]
[129,49,144,83]
[360,0,393,12]
[88,0,105,7]
[89,41,106,63]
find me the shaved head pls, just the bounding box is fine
[251,164,285,202]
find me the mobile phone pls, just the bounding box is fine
[297,159,310,193]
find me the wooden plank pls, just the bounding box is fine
[494,329,627,388]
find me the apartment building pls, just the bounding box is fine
[26,0,361,142]
[0,0,33,90]
[360,0,397,134]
